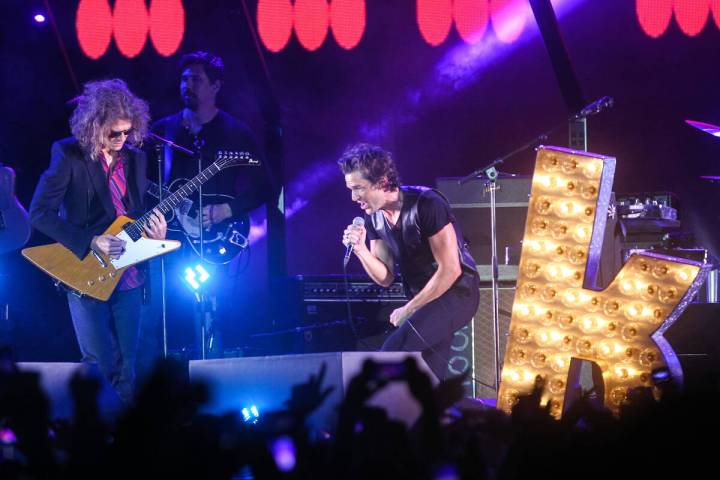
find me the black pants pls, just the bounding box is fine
[381,279,480,380]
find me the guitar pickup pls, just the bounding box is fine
[91,249,108,268]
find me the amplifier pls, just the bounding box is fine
[447,285,516,398]
[297,275,406,301]
[272,275,407,354]
[436,176,531,265]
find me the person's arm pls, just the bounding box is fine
[29,142,97,258]
[355,238,395,287]
[400,223,461,315]
[343,223,395,287]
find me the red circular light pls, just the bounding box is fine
[258,0,294,53]
[113,0,149,58]
[713,0,720,28]
[294,0,330,52]
[76,0,113,60]
[490,0,528,43]
[330,0,366,49]
[454,0,489,44]
[417,0,453,46]
[636,0,674,38]
[149,0,185,57]
[674,0,710,37]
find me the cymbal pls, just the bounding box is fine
[686,119,720,138]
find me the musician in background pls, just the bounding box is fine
[148,51,271,358]
[29,79,167,404]
[339,144,480,380]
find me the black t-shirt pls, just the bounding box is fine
[151,110,272,217]
[365,188,462,295]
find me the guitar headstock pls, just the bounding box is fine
[214,150,260,169]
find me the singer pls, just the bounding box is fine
[339,143,480,379]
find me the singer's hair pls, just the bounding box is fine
[337,143,401,191]
[70,79,150,160]
[180,51,224,84]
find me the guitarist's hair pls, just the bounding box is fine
[70,78,150,160]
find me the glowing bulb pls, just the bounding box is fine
[555,201,577,217]
[561,289,579,306]
[624,303,645,320]
[545,264,561,280]
[658,286,678,304]
[561,158,579,173]
[551,354,568,372]
[580,183,598,199]
[675,268,694,284]
[535,197,553,215]
[573,225,591,243]
[530,217,550,235]
[535,329,552,346]
[579,315,599,333]
[583,160,602,179]
[515,303,531,317]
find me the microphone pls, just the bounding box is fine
[343,217,365,268]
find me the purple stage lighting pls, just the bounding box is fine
[33,13,46,23]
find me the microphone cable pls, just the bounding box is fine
[341,258,374,351]
[400,314,498,392]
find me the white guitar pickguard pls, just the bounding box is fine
[110,230,181,269]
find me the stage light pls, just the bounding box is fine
[184,264,210,290]
[270,435,296,472]
[498,146,709,418]
[34,13,46,23]
[241,405,260,423]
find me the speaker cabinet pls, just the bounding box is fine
[447,286,516,398]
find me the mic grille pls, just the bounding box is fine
[352,217,365,226]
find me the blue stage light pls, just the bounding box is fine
[33,13,46,23]
[183,264,210,290]
[241,405,260,423]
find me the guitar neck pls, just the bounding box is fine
[128,161,222,236]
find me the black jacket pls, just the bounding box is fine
[29,137,147,259]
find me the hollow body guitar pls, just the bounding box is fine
[146,178,250,265]
[22,151,258,300]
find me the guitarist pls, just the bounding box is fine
[29,79,167,404]
[149,51,271,357]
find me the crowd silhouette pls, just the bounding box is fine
[0,348,717,479]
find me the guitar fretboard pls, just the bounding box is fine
[124,162,222,240]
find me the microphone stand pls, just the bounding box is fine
[193,136,209,360]
[458,133,546,396]
[147,133,193,360]
[154,142,169,359]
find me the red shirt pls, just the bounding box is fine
[101,154,144,291]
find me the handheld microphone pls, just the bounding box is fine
[343,217,365,268]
